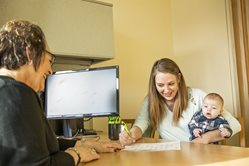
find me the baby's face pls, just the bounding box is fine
[202,98,223,119]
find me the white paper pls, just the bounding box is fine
[123,141,181,151]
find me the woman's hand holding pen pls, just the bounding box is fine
[119,126,143,146]
[119,130,136,146]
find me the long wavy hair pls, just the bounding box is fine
[0,20,46,71]
[148,58,188,130]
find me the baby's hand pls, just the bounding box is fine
[193,128,202,137]
[219,127,231,138]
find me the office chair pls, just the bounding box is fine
[236,117,246,147]
[222,117,246,147]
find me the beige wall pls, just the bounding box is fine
[92,0,173,132]
[171,0,239,114]
[91,0,239,145]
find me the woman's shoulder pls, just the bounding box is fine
[187,87,207,106]
[0,76,36,98]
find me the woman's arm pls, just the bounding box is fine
[192,130,224,144]
[130,126,143,140]
[222,111,241,136]
[58,138,77,150]
[119,97,151,145]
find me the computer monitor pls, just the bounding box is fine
[44,66,119,137]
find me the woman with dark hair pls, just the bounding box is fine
[119,58,241,145]
[0,20,122,166]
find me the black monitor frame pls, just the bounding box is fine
[44,66,119,137]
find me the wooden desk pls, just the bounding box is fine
[84,135,249,166]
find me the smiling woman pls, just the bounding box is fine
[0,20,72,166]
[119,58,241,146]
[0,20,122,166]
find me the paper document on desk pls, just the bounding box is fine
[123,141,181,151]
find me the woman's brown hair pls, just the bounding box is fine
[148,58,188,130]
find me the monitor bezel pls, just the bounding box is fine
[44,65,119,119]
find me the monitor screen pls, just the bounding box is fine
[45,66,119,119]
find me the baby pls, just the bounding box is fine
[188,93,232,144]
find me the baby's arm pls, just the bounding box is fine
[217,115,233,138]
[188,112,202,139]
[193,128,202,138]
[219,124,232,138]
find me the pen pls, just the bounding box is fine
[121,121,131,136]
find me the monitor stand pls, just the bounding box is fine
[62,119,96,138]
